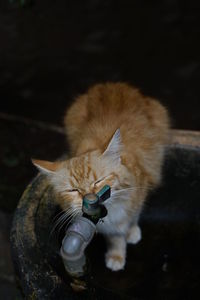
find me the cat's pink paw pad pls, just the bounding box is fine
[127,226,142,244]
[105,254,125,271]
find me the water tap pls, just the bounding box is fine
[60,185,111,277]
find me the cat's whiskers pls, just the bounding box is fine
[113,186,152,194]
[50,212,69,237]
[50,212,75,239]
[108,185,152,203]
[68,211,81,225]
[52,209,69,222]
[50,205,82,237]
[56,211,79,235]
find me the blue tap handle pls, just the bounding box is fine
[97,185,111,203]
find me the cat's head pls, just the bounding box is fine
[32,129,134,212]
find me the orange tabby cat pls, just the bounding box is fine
[33,82,170,271]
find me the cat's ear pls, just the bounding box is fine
[103,128,122,163]
[32,159,58,174]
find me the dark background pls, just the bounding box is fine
[0,0,200,298]
[1,0,200,129]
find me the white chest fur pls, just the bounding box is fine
[96,200,129,236]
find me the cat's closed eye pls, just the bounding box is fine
[66,189,80,193]
[94,177,106,186]
[93,174,117,189]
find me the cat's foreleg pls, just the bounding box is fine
[126,207,142,244]
[127,224,142,244]
[105,235,126,271]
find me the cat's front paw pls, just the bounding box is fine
[105,253,125,271]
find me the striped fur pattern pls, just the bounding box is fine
[33,82,170,271]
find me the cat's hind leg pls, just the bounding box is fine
[105,235,126,271]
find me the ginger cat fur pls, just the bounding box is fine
[33,82,170,271]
